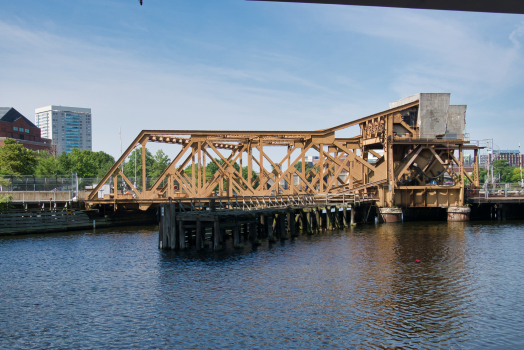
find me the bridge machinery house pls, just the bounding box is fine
[87,93,480,221]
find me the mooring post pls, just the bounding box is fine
[213,217,221,251]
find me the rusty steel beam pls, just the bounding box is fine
[86,96,483,211]
[252,0,524,14]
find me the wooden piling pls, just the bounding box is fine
[288,211,296,237]
[233,223,242,248]
[178,218,186,250]
[170,202,177,249]
[213,217,221,251]
[195,219,202,251]
[279,213,287,240]
[267,216,275,242]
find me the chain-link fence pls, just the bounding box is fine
[0,175,167,194]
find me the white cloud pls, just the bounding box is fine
[312,7,524,98]
[0,21,372,158]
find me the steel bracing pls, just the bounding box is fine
[86,98,481,211]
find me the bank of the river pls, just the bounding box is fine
[1,221,524,349]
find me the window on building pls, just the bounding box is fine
[13,127,18,131]
[19,134,24,140]
[25,129,29,133]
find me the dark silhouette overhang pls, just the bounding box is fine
[251,0,524,14]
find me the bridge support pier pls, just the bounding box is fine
[378,208,403,223]
[447,207,471,222]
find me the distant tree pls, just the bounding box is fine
[0,139,38,175]
[55,149,115,177]
[151,150,171,178]
[476,167,488,183]
[123,147,155,180]
[294,161,313,175]
[492,159,514,183]
[511,167,523,183]
[35,151,58,175]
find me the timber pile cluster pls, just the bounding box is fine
[158,202,365,251]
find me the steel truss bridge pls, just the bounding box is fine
[86,96,483,212]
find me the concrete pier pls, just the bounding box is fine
[378,208,403,223]
[447,207,471,222]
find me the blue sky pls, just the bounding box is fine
[1,0,523,157]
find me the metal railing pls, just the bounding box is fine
[171,194,316,212]
[467,183,524,199]
[393,133,470,142]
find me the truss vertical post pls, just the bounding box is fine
[319,143,324,193]
[459,145,464,205]
[474,148,479,187]
[142,141,147,193]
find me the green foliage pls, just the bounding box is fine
[35,151,58,175]
[475,168,488,183]
[294,161,313,174]
[491,159,514,183]
[151,150,171,178]
[511,167,523,183]
[0,139,38,175]
[56,149,115,177]
[0,193,13,210]
[123,147,155,179]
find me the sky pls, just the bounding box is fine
[1,0,524,158]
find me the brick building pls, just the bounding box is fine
[0,107,54,153]
[494,150,523,167]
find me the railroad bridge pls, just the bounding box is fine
[86,93,482,224]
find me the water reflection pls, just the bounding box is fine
[2,222,524,349]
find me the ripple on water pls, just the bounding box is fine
[1,222,524,349]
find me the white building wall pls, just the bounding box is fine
[35,105,92,154]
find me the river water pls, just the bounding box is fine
[1,221,524,349]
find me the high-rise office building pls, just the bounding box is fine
[35,105,92,154]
